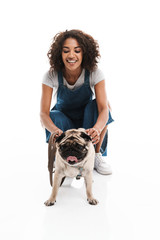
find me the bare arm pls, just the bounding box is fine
[86,80,109,143]
[93,80,109,132]
[40,84,63,135]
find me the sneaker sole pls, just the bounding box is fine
[94,168,112,175]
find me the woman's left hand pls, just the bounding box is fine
[86,128,101,145]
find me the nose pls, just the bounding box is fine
[68,50,75,58]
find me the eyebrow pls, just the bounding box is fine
[62,46,81,49]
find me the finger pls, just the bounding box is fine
[91,131,98,140]
[57,131,63,137]
[53,130,62,139]
[92,137,100,145]
[85,129,90,135]
[57,130,61,136]
[53,134,59,141]
[54,131,59,137]
[87,128,95,136]
[92,128,100,136]
[91,128,100,139]
[92,135,99,143]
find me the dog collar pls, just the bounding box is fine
[76,167,83,180]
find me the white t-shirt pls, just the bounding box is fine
[42,68,105,102]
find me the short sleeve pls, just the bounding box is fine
[90,68,105,87]
[42,71,54,88]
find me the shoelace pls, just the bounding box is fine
[96,155,106,163]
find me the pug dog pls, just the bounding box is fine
[44,128,99,206]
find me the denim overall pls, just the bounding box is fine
[45,69,114,155]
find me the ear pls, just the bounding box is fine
[55,132,66,143]
[80,132,92,141]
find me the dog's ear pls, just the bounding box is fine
[80,132,92,141]
[55,132,66,143]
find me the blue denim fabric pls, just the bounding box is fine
[45,70,114,155]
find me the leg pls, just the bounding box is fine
[83,99,113,155]
[95,125,108,153]
[83,100,113,175]
[44,171,64,206]
[84,171,99,205]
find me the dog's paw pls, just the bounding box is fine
[87,198,99,205]
[44,199,56,206]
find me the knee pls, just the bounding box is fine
[83,100,98,128]
[50,110,63,122]
[84,99,98,115]
[84,99,98,118]
[49,110,74,131]
[85,99,97,109]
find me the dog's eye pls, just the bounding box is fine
[76,144,84,150]
[60,143,70,150]
[60,145,67,150]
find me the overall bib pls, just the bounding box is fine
[45,70,114,155]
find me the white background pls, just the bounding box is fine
[0,0,160,239]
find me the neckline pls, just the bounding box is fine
[63,69,84,86]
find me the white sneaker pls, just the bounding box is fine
[94,153,112,175]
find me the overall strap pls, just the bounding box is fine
[84,70,90,86]
[58,71,63,86]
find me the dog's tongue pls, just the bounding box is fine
[67,156,78,162]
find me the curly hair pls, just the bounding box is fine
[47,29,101,72]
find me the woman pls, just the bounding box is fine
[40,29,114,175]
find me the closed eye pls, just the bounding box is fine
[62,50,81,54]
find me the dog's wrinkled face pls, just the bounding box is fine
[55,129,92,165]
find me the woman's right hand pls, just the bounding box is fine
[52,128,63,140]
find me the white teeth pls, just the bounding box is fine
[67,60,77,63]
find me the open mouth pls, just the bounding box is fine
[68,160,76,165]
[67,60,77,63]
[66,156,78,165]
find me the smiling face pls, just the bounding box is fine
[62,38,83,73]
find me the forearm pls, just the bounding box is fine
[93,108,109,133]
[40,112,58,133]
